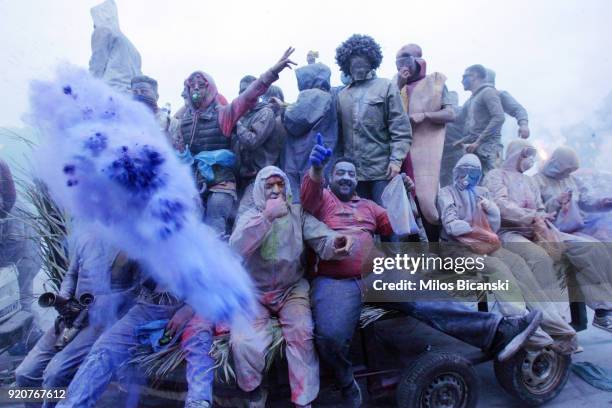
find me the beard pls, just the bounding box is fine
[331,180,356,201]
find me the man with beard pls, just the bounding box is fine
[334,34,412,205]
[130,75,179,145]
[484,140,612,333]
[234,76,286,217]
[229,166,352,408]
[173,48,296,236]
[300,142,542,407]
[394,43,456,239]
[458,64,505,174]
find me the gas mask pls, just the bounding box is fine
[455,166,481,190]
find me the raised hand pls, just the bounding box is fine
[270,47,297,76]
[309,133,332,169]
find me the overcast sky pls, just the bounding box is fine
[1,0,612,159]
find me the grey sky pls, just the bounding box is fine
[1,0,612,160]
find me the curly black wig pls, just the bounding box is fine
[335,34,383,76]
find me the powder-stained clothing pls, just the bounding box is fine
[397,59,451,224]
[462,84,505,145]
[283,63,338,202]
[336,72,412,181]
[177,70,278,189]
[300,172,392,279]
[459,84,505,173]
[230,278,318,406]
[437,154,500,243]
[15,230,137,408]
[438,154,575,349]
[533,147,602,215]
[500,91,528,124]
[235,103,286,218]
[230,168,341,294]
[235,104,284,182]
[89,0,142,93]
[230,166,339,406]
[485,140,612,311]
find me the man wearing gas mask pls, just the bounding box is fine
[334,34,412,206]
[301,142,543,407]
[484,140,612,333]
[394,43,456,231]
[174,48,296,237]
[438,154,578,353]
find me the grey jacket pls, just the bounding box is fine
[235,103,285,181]
[461,84,505,144]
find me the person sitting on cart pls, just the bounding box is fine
[484,140,612,333]
[438,153,578,354]
[229,165,353,408]
[15,223,138,408]
[300,140,543,407]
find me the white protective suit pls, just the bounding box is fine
[485,140,612,313]
[89,0,142,92]
[534,146,610,239]
[438,154,576,350]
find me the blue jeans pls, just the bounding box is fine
[15,292,134,408]
[204,191,235,236]
[56,300,214,408]
[355,180,388,206]
[310,276,501,388]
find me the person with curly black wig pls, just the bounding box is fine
[334,34,412,206]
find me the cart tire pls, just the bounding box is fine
[396,352,478,408]
[493,347,571,406]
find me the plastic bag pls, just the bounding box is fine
[381,175,420,235]
[455,205,501,255]
[555,199,585,233]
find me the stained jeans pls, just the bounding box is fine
[56,299,214,408]
[204,191,235,236]
[15,325,106,408]
[311,276,501,389]
[15,292,134,408]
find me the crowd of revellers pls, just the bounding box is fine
[4,33,612,408]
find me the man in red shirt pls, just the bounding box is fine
[301,141,542,407]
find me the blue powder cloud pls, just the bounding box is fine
[27,65,255,323]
